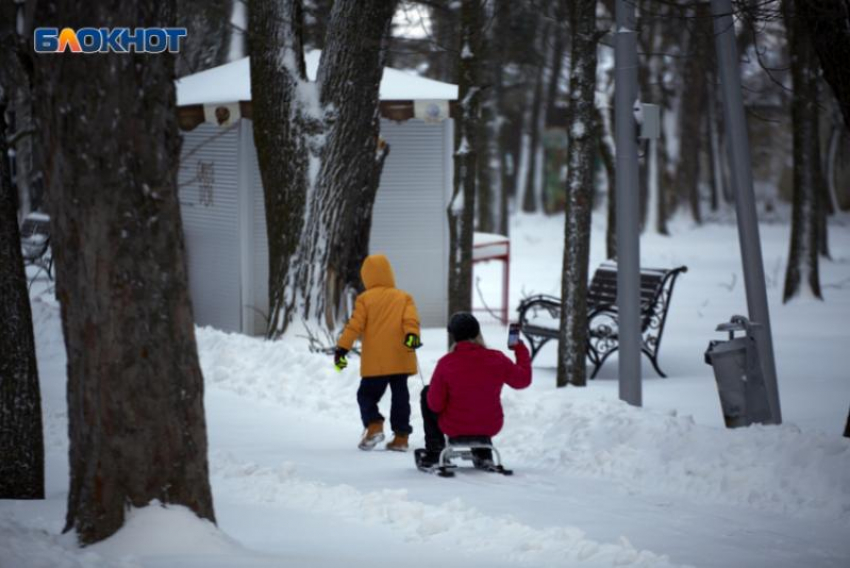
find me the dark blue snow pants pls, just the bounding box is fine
[357,374,412,435]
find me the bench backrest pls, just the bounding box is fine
[587,266,668,316]
[20,216,50,240]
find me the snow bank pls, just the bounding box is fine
[499,389,850,522]
[196,326,359,417]
[0,520,107,568]
[89,503,242,559]
[195,324,850,525]
[0,504,268,568]
[210,450,686,568]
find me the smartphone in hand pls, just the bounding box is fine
[507,323,521,349]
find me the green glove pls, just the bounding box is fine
[334,347,348,371]
[404,333,422,350]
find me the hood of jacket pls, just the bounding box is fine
[361,254,396,289]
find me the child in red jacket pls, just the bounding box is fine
[417,312,532,467]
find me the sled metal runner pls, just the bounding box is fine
[417,437,513,477]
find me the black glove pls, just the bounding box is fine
[404,333,422,350]
[334,347,349,371]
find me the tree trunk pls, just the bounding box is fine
[448,0,482,323]
[520,20,551,213]
[844,406,850,438]
[798,0,850,132]
[556,0,597,388]
[33,0,215,544]
[0,12,44,497]
[596,105,617,260]
[678,3,710,225]
[175,0,232,77]
[476,1,495,234]
[783,1,823,302]
[429,0,459,83]
[476,103,495,233]
[638,23,670,234]
[543,7,567,214]
[250,0,397,337]
[705,73,722,212]
[493,0,512,236]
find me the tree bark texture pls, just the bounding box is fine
[0,14,44,498]
[250,0,396,337]
[637,0,676,234]
[556,0,597,388]
[476,0,495,234]
[596,106,617,260]
[783,1,823,302]
[175,0,232,77]
[448,0,482,322]
[520,20,551,214]
[798,0,850,132]
[493,0,512,236]
[677,3,711,225]
[705,72,722,212]
[34,0,215,544]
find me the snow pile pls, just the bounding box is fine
[498,390,850,522]
[210,451,686,568]
[0,520,109,568]
[89,503,248,562]
[0,504,265,568]
[196,326,358,417]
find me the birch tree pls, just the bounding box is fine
[34,0,215,544]
[448,0,483,320]
[556,0,599,388]
[0,4,43,498]
[249,0,397,337]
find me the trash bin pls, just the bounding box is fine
[704,315,772,428]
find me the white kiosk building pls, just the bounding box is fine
[175,53,457,335]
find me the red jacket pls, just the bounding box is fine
[427,341,532,437]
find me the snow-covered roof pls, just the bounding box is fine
[176,51,458,107]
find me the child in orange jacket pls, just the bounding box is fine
[335,254,422,451]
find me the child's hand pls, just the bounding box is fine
[404,334,422,350]
[334,347,349,371]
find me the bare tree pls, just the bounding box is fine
[556,0,599,388]
[0,3,43,499]
[249,0,397,337]
[34,0,215,544]
[782,0,823,302]
[448,0,483,321]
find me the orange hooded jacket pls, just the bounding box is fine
[337,254,420,377]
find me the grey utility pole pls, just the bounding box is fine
[711,0,782,423]
[615,0,642,407]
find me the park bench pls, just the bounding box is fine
[517,262,687,379]
[20,212,53,287]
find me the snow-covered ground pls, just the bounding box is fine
[2,211,849,567]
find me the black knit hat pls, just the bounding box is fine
[448,312,480,343]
